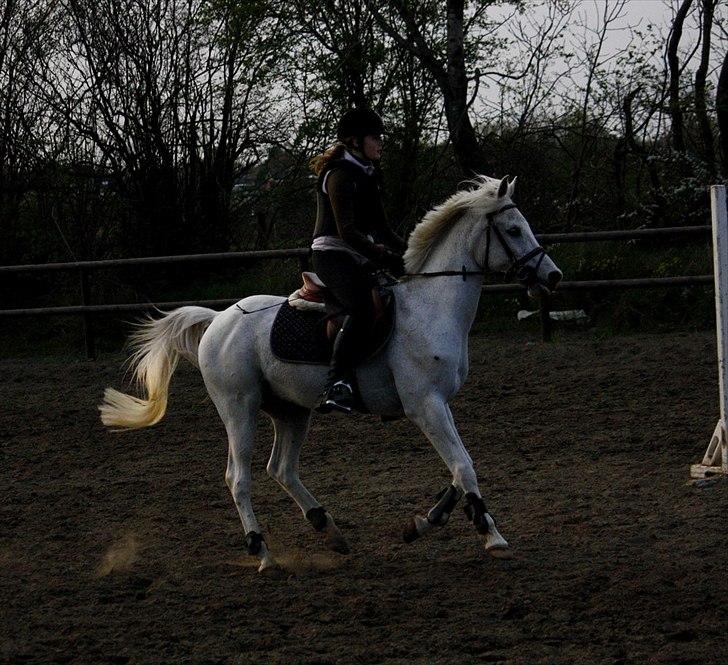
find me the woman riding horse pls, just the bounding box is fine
[310,108,406,414]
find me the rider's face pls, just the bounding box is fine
[362,134,383,161]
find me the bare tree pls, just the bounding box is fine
[667,0,694,153]
[561,0,629,229]
[186,0,290,250]
[0,0,56,203]
[365,0,497,175]
[621,88,666,215]
[41,0,196,253]
[718,48,728,172]
[39,0,289,254]
[0,0,65,265]
[493,1,575,142]
[694,0,717,175]
[291,0,390,110]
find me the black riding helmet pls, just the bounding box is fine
[336,108,385,142]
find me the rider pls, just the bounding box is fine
[310,108,406,414]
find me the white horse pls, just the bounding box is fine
[100,176,562,574]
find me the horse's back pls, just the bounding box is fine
[197,290,403,414]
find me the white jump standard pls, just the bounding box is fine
[692,185,728,479]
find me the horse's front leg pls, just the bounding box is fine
[402,394,511,559]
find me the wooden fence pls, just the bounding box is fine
[0,225,714,357]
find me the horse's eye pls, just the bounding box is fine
[506,227,522,238]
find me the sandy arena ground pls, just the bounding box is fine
[2,329,728,664]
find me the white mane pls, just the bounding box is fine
[404,176,515,273]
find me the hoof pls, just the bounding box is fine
[404,515,431,543]
[487,546,513,560]
[322,520,350,555]
[403,518,420,543]
[325,533,351,555]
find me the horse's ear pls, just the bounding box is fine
[497,176,509,199]
[508,176,517,197]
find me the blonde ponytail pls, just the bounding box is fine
[309,142,348,176]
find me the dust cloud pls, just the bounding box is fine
[95,533,138,577]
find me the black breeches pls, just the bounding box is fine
[311,250,375,366]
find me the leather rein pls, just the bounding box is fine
[404,203,547,284]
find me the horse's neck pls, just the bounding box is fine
[401,220,483,335]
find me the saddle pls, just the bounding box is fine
[270,272,394,365]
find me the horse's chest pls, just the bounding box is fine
[407,342,468,396]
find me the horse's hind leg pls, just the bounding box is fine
[216,395,280,574]
[266,410,350,554]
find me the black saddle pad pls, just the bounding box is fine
[270,302,332,364]
[270,296,395,365]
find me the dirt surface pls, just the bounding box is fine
[3,330,728,664]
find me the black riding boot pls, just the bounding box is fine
[316,315,357,414]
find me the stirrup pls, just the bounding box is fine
[316,380,355,414]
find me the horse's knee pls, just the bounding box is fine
[225,466,244,490]
[225,471,251,502]
[266,458,292,486]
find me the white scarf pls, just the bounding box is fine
[322,150,375,194]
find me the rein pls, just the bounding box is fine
[405,204,546,283]
[405,266,484,281]
[238,203,547,315]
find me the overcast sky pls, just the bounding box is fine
[574,0,723,59]
[480,0,726,105]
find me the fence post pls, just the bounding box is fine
[79,267,96,360]
[539,288,552,342]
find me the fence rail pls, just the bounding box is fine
[537,225,710,243]
[0,275,714,319]
[0,247,310,274]
[0,223,715,355]
[0,226,710,275]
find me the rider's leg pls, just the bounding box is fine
[320,314,360,412]
[311,251,374,413]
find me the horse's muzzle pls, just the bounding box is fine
[546,269,562,291]
[522,268,562,299]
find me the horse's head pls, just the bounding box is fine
[474,176,562,296]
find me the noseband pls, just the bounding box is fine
[484,204,546,284]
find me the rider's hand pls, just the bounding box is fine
[372,244,405,277]
[373,243,389,258]
[383,250,406,278]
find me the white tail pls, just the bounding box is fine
[99,306,218,430]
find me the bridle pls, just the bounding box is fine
[406,203,547,286]
[484,203,547,284]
